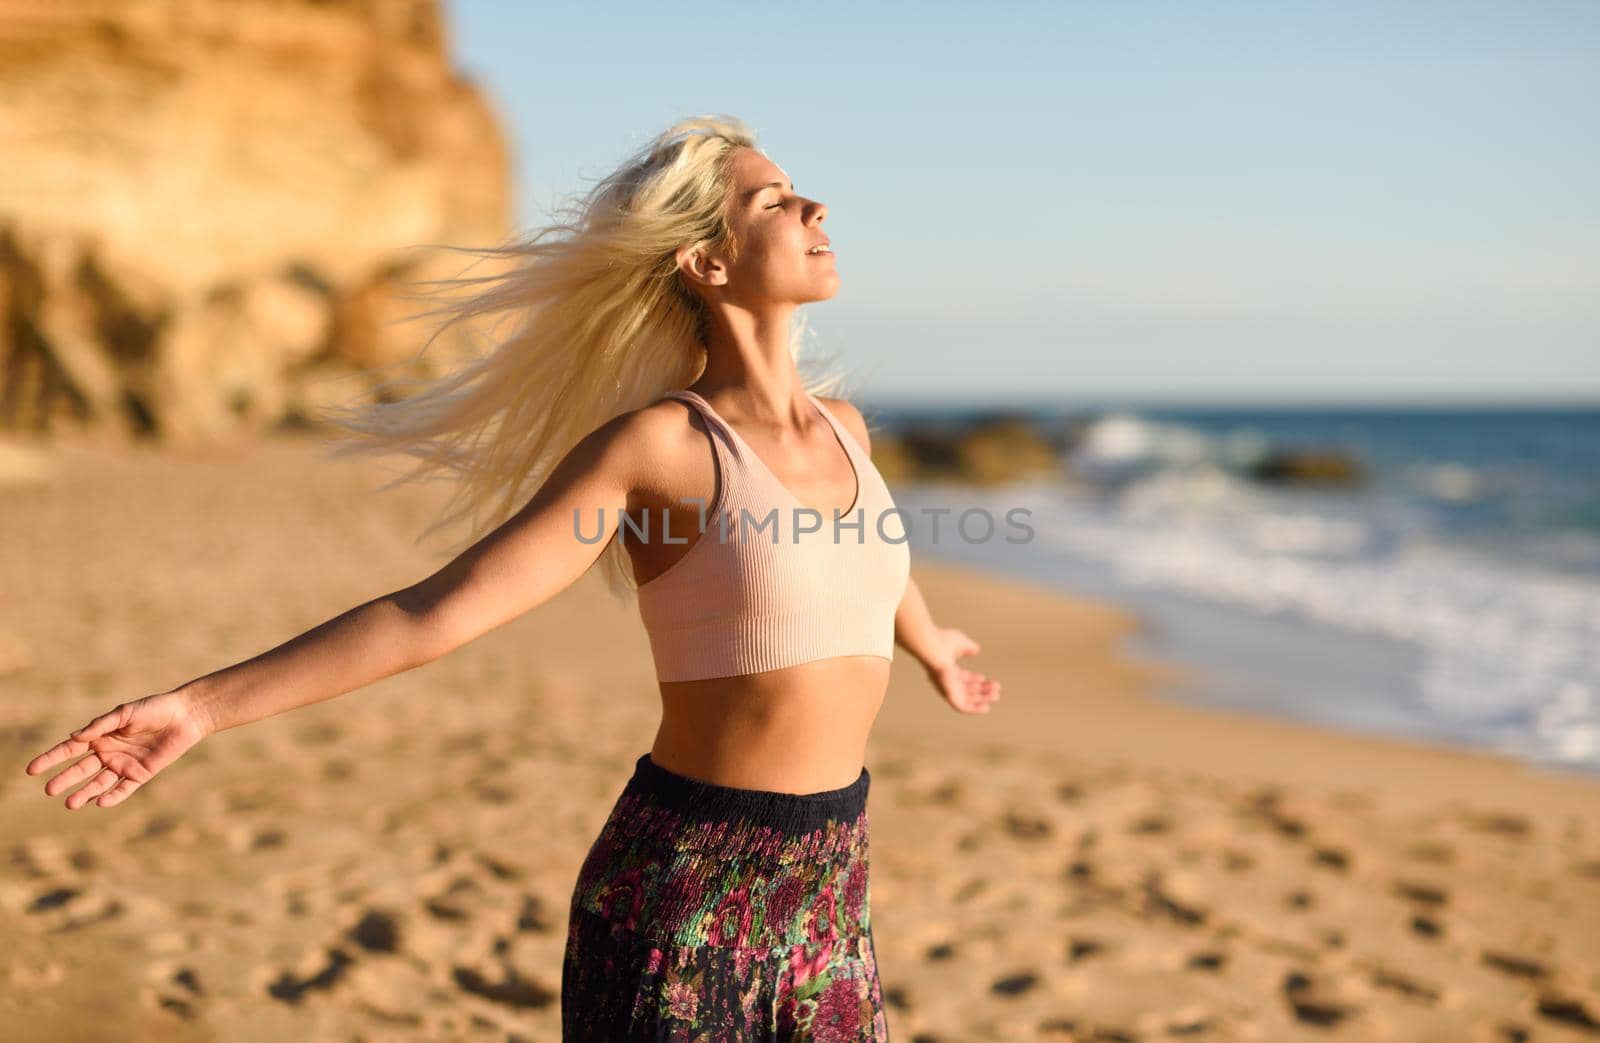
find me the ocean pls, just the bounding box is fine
[874,403,1600,774]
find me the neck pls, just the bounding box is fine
[694,304,810,421]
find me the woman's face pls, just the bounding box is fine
[681,147,837,307]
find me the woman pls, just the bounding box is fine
[23,114,1000,1040]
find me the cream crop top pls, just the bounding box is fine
[634,389,912,682]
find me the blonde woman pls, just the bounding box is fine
[24,115,1001,1040]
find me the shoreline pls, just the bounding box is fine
[877,559,1600,818]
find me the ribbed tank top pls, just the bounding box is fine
[635,389,912,683]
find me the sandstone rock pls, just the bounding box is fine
[0,0,513,441]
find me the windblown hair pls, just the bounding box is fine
[315,113,849,599]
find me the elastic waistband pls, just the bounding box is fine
[627,752,870,839]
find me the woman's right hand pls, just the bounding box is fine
[22,690,213,810]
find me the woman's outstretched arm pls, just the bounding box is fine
[892,575,945,670]
[894,573,1000,714]
[819,396,1001,716]
[178,593,442,737]
[188,410,647,734]
[25,407,651,808]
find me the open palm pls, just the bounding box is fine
[22,691,212,810]
[924,627,1001,714]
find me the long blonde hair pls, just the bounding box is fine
[316,114,851,598]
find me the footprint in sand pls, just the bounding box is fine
[1001,810,1053,840]
[434,728,491,754]
[424,875,485,921]
[989,971,1039,997]
[1141,873,1207,927]
[26,886,79,913]
[1403,840,1456,864]
[476,852,525,881]
[1166,1012,1217,1035]
[145,962,206,1022]
[1367,964,1442,1005]
[952,876,989,903]
[1066,937,1107,964]
[347,909,401,953]
[1126,814,1172,836]
[1392,879,1449,907]
[1056,781,1085,804]
[871,757,915,780]
[293,721,345,747]
[1282,970,1361,1028]
[1537,994,1600,1033]
[1221,848,1257,873]
[128,812,183,844]
[1242,791,1309,841]
[265,947,357,1004]
[1480,950,1548,981]
[1037,1017,1136,1041]
[898,776,966,808]
[152,990,197,1020]
[22,885,124,932]
[954,830,986,853]
[1410,914,1445,939]
[1572,860,1600,879]
[222,785,278,813]
[1459,810,1533,838]
[516,893,554,933]
[8,844,45,880]
[1311,846,1350,872]
[355,1001,424,1028]
[451,961,555,1011]
[224,822,290,854]
[466,778,518,805]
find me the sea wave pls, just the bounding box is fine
[896,407,1600,768]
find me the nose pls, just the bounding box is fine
[806,198,827,224]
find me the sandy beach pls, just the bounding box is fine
[2,433,1598,1043]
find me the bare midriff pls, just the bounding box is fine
[649,655,892,795]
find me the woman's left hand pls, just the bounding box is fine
[922,627,1001,714]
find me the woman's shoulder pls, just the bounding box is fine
[630,392,712,437]
[603,393,718,477]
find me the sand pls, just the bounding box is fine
[2,433,1598,1042]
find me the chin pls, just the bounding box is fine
[807,275,842,303]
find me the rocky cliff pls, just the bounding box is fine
[0,0,513,441]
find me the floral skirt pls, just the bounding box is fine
[561,752,889,1041]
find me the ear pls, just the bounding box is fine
[676,244,728,288]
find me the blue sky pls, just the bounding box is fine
[448,1,1597,405]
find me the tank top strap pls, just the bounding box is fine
[663,390,730,447]
[804,392,866,467]
[662,389,747,496]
